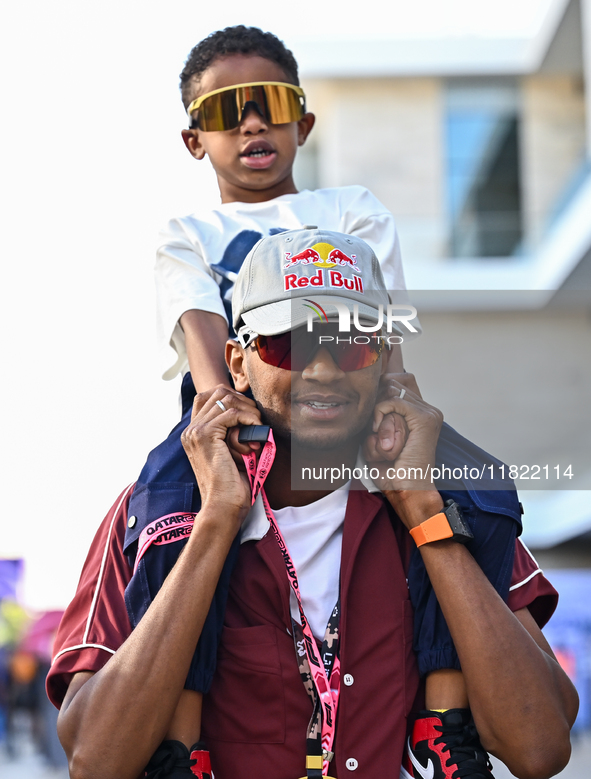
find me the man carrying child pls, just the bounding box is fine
[49,228,577,779]
[47,28,577,779]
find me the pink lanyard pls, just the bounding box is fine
[243,430,341,777]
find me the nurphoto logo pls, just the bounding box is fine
[302,297,418,345]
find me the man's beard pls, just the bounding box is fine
[248,379,375,453]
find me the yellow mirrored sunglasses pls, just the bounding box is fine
[187,81,306,132]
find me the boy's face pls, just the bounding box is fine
[182,54,315,204]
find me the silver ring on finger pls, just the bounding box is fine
[216,399,227,412]
[399,388,406,400]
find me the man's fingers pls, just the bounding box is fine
[372,397,410,431]
[191,391,209,419]
[226,427,262,457]
[377,412,407,454]
[363,433,381,463]
[377,413,396,451]
[380,372,423,402]
[368,412,407,462]
[190,385,257,421]
[183,388,262,455]
[397,372,422,399]
[370,393,443,458]
[373,390,434,421]
[198,400,260,432]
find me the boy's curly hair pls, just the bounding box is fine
[180,26,300,109]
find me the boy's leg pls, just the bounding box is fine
[408,496,518,678]
[425,668,468,710]
[403,496,518,779]
[144,691,211,779]
[127,534,240,778]
[402,708,495,779]
[145,733,212,779]
[166,690,203,745]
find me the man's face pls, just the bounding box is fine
[237,334,385,451]
[182,54,315,203]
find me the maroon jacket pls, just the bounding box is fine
[48,485,557,779]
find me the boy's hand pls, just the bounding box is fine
[181,386,262,524]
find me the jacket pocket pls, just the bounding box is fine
[203,624,286,744]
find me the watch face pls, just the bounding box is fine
[444,501,474,543]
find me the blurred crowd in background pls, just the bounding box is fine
[0,561,66,770]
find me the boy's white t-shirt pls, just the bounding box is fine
[156,185,406,380]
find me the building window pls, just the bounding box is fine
[445,80,522,258]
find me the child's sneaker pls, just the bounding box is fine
[145,740,212,779]
[189,742,212,779]
[401,709,494,779]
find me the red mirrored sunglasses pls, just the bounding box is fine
[240,324,386,372]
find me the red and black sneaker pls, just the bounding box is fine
[189,742,213,779]
[145,740,212,779]
[401,709,495,779]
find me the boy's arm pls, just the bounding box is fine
[180,309,232,391]
[155,218,232,383]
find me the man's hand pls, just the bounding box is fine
[181,386,262,524]
[370,370,428,458]
[364,376,444,528]
[380,370,423,400]
[366,371,425,460]
[365,376,442,489]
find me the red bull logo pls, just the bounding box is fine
[284,242,357,269]
[284,268,364,293]
[283,242,363,293]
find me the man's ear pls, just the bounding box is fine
[181,129,207,160]
[226,340,250,392]
[297,112,315,147]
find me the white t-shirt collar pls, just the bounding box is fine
[240,450,380,545]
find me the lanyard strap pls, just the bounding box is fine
[243,431,341,777]
[291,603,341,777]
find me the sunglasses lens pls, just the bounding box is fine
[333,339,383,371]
[254,327,384,372]
[255,332,293,370]
[251,84,303,124]
[196,84,304,131]
[198,91,240,131]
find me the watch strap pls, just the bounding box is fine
[409,512,453,547]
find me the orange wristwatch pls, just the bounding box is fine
[409,500,474,547]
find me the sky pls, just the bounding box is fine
[0,0,559,611]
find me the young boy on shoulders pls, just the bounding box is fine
[156,26,405,387]
[125,26,496,779]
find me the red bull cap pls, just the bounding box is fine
[232,227,391,336]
